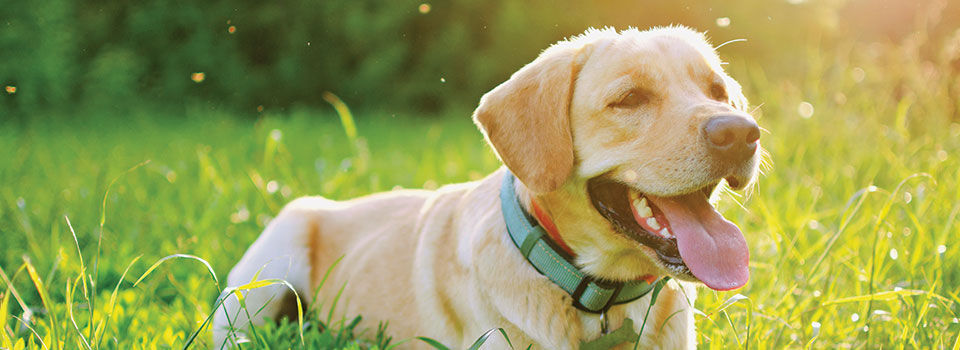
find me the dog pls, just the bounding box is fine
[213,26,761,349]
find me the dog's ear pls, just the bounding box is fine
[473,44,590,193]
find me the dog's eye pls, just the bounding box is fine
[610,89,651,108]
[710,83,728,101]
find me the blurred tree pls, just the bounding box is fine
[0,0,955,119]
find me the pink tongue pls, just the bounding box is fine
[647,193,749,291]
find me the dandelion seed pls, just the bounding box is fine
[266,180,279,194]
[716,17,731,27]
[938,245,947,254]
[798,102,814,119]
[867,185,877,192]
[228,25,236,34]
[851,313,860,322]
[4,85,15,94]
[812,290,821,297]
[270,129,282,141]
[903,192,912,203]
[889,248,898,260]
[191,72,205,83]
[418,3,431,14]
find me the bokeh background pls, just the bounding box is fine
[2,0,960,348]
[3,0,959,117]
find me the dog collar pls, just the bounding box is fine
[500,170,666,313]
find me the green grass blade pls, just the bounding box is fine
[11,315,48,350]
[133,254,220,291]
[64,216,91,314]
[822,289,949,306]
[807,184,874,278]
[415,336,450,350]
[322,92,357,141]
[94,255,141,348]
[0,266,31,329]
[465,328,513,350]
[634,278,669,350]
[186,288,238,350]
[64,276,92,350]
[91,159,150,341]
[22,256,60,349]
[235,279,304,346]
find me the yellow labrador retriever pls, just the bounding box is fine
[213,26,760,349]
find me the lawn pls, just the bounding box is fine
[3,32,960,350]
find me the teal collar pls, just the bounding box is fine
[499,170,665,314]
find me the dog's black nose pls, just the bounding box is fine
[703,115,760,161]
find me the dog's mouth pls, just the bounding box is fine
[587,178,749,291]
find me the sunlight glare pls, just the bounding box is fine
[798,102,814,119]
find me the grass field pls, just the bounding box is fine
[3,32,960,350]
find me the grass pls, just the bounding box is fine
[3,27,960,350]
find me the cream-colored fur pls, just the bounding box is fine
[213,26,759,349]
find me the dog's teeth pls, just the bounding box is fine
[660,228,672,238]
[634,197,653,217]
[639,198,652,216]
[646,217,661,230]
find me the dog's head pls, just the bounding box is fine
[474,27,762,291]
